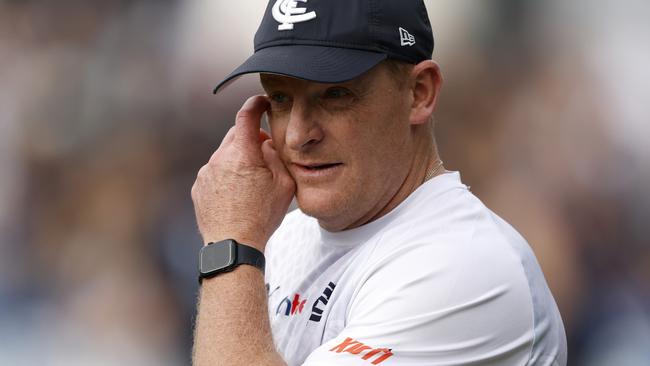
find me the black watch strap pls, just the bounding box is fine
[198,239,265,284]
[236,242,266,272]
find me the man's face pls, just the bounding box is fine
[261,63,416,231]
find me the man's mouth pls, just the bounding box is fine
[290,162,344,179]
[299,163,342,170]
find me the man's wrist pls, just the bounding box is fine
[201,231,267,252]
[198,239,266,283]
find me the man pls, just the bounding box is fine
[191,1,567,365]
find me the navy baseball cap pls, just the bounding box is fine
[213,0,434,93]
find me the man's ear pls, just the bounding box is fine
[409,60,443,125]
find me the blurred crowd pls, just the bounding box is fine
[1,0,648,365]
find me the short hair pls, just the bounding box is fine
[383,59,436,138]
[383,59,415,90]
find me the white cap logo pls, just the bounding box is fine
[272,0,317,31]
[399,27,416,46]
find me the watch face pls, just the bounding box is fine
[200,240,236,275]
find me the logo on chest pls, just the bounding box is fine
[276,293,308,316]
[309,282,336,322]
[273,282,337,320]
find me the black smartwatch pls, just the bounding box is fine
[198,239,265,283]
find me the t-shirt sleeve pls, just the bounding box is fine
[300,239,541,366]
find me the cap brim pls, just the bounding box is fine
[213,45,387,94]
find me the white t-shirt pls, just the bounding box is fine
[265,172,567,366]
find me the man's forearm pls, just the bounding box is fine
[193,265,286,366]
[190,96,294,365]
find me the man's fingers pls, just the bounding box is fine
[235,95,270,147]
[261,140,293,186]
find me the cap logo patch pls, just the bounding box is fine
[272,0,317,31]
[399,27,415,46]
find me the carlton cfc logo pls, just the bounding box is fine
[272,0,317,31]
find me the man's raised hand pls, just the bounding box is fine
[191,95,296,251]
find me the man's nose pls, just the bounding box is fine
[285,100,323,151]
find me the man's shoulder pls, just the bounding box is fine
[349,184,567,366]
[371,183,552,309]
[375,175,533,264]
[355,180,553,322]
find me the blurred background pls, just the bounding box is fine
[1,0,649,364]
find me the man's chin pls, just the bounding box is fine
[295,186,347,223]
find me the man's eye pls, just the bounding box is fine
[270,93,289,104]
[323,87,351,99]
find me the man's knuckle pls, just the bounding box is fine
[235,110,254,123]
[223,126,236,138]
[191,184,198,199]
[207,156,219,167]
[197,166,213,183]
[209,149,223,164]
